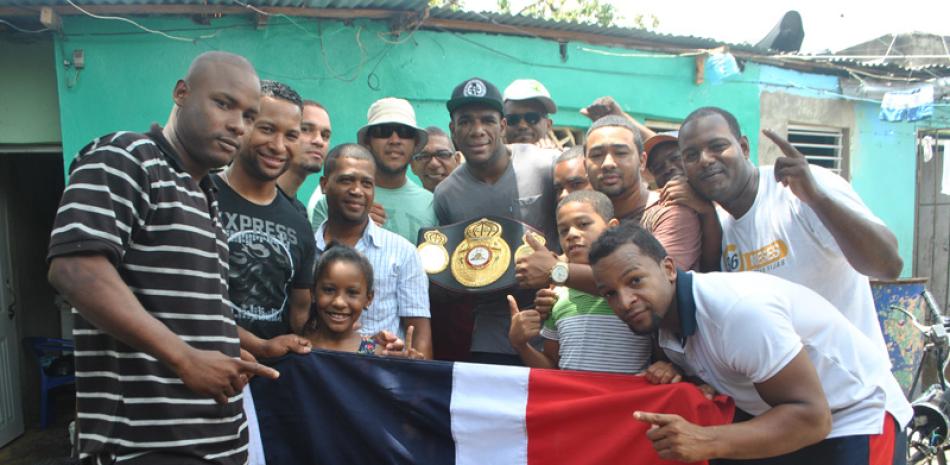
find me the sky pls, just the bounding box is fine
[462,0,950,53]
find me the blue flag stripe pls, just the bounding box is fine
[251,351,456,464]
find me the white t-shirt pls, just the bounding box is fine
[659,271,912,438]
[718,165,888,356]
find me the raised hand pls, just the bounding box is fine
[763,129,822,206]
[508,295,542,348]
[515,233,559,289]
[176,348,279,405]
[634,411,718,462]
[580,96,624,122]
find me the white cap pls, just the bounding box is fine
[502,79,557,114]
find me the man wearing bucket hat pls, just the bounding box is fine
[433,77,561,365]
[503,78,559,148]
[311,97,437,243]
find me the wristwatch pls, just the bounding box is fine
[550,261,570,285]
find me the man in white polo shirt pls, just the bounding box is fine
[590,222,910,465]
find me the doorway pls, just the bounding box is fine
[0,149,66,447]
[914,130,950,313]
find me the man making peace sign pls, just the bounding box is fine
[677,107,902,354]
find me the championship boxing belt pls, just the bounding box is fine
[416,216,546,294]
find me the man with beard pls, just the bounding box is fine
[677,106,903,358]
[411,126,462,193]
[503,78,558,148]
[277,100,331,220]
[590,222,910,464]
[47,51,278,464]
[434,77,560,365]
[311,98,436,243]
[213,80,316,359]
[584,116,701,271]
[315,144,432,358]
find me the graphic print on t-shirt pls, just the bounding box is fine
[723,240,788,272]
[223,212,297,323]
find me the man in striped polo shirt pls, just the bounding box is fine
[47,51,277,465]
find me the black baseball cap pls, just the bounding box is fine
[446,77,504,115]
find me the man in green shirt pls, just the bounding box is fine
[311,97,437,243]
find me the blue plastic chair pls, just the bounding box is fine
[23,337,76,429]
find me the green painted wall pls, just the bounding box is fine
[0,37,61,145]
[52,14,762,201]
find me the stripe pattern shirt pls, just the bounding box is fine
[314,219,429,339]
[541,287,652,374]
[47,126,247,465]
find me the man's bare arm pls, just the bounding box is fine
[636,350,831,461]
[49,254,278,404]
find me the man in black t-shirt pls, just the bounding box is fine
[213,80,317,358]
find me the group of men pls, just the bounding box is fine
[48,50,912,464]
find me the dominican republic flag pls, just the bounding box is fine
[248,351,734,465]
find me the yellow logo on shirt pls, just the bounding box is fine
[723,240,789,272]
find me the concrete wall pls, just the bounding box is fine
[0,37,61,145]
[50,15,763,201]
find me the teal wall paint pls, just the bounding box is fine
[851,103,918,277]
[0,37,61,145]
[758,64,840,99]
[52,15,762,202]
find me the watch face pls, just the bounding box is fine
[551,263,569,283]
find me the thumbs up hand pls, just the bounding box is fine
[515,234,560,289]
[507,295,542,349]
[764,129,823,206]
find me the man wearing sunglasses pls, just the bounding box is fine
[411,126,463,192]
[311,97,437,243]
[503,79,558,147]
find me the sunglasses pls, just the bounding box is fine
[369,124,417,140]
[413,150,455,163]
[505,112,545,125]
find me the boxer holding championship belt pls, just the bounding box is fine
[417,216,545,294]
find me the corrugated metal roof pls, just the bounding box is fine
[427,7,765,54]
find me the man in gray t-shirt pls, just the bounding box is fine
[434,77,558,365]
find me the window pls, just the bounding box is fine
[787,125,848,178]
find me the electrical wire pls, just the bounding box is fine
[65,0,218,43]
[0,18,49,34]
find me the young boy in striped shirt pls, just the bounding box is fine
[508,190,654,374]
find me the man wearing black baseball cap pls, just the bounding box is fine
[432,77,563,366]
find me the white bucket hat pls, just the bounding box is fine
[357,97,428,153]
[503,79,557,114]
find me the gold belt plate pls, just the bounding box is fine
[450,218,511,288]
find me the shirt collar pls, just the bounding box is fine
[673,269,698,348]
[315,217,383,250]
[147,124,216,193]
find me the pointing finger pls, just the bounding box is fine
[507,295,521,317]
[239,360,280,380]
[762,129,803,159]
[405,325,415,355]
[634,411,677,427]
